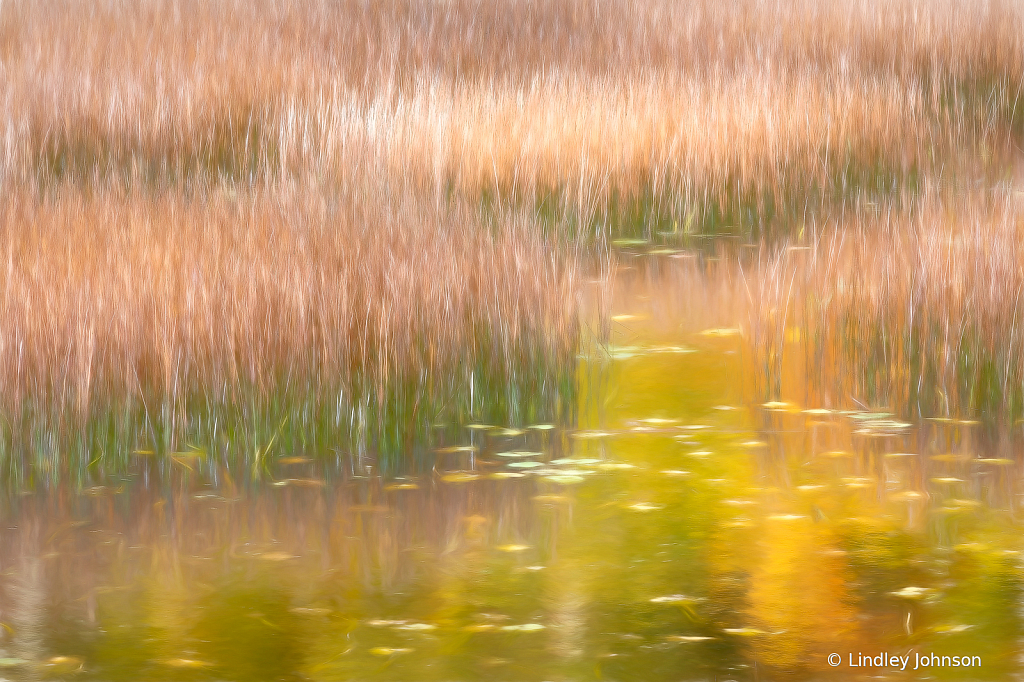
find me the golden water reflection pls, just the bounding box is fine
[0,256,1021,680]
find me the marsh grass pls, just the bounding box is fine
[0,187,582,482]
[748,190,1024,424]
[2,0,1024,476]
[32,107,278,190]
[5,1,1020,213]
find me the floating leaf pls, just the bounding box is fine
[501,623,546,632]
[947,498,982,507]
[544,475,586,485]
[272,478,325,488]
[571,431,613,440]
[626,503,664,512]
[954,543,989,553]
[441,472,479,483]
[497,544,531,553]
[162,659,210,669]
[508,461,544,469]
[369,648,413,656]
[395,623,437,631]
[259,551,295,561]
[890,586,932,600]
[723,628,765,636]
[889,491,926,502]
[849,412,894,421]
[384,482,419,491]
[650,595,702,604]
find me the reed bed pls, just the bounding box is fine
[1,0,1022,473]
[3,0,1020,219]
[748,190,1024,421]
[0,185,582,477]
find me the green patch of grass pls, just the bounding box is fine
[32,108,279,190]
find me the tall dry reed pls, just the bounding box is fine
[748,190,1024,419]
[0,185,582,463]
[1,0,1021,467]
[1,0,1019,211]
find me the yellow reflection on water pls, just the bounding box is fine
[0,256,1019,680]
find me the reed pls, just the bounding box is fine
[748,190,1024,422]
[0,184,582,479]
[3,0,1019,221]
[1,0,1022,474]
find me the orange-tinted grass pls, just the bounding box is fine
[0,185,582,437]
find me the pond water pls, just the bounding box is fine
[0,255,1021,681]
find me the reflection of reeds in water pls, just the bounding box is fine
[750,191,1024,422]
[0,188,582,475]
